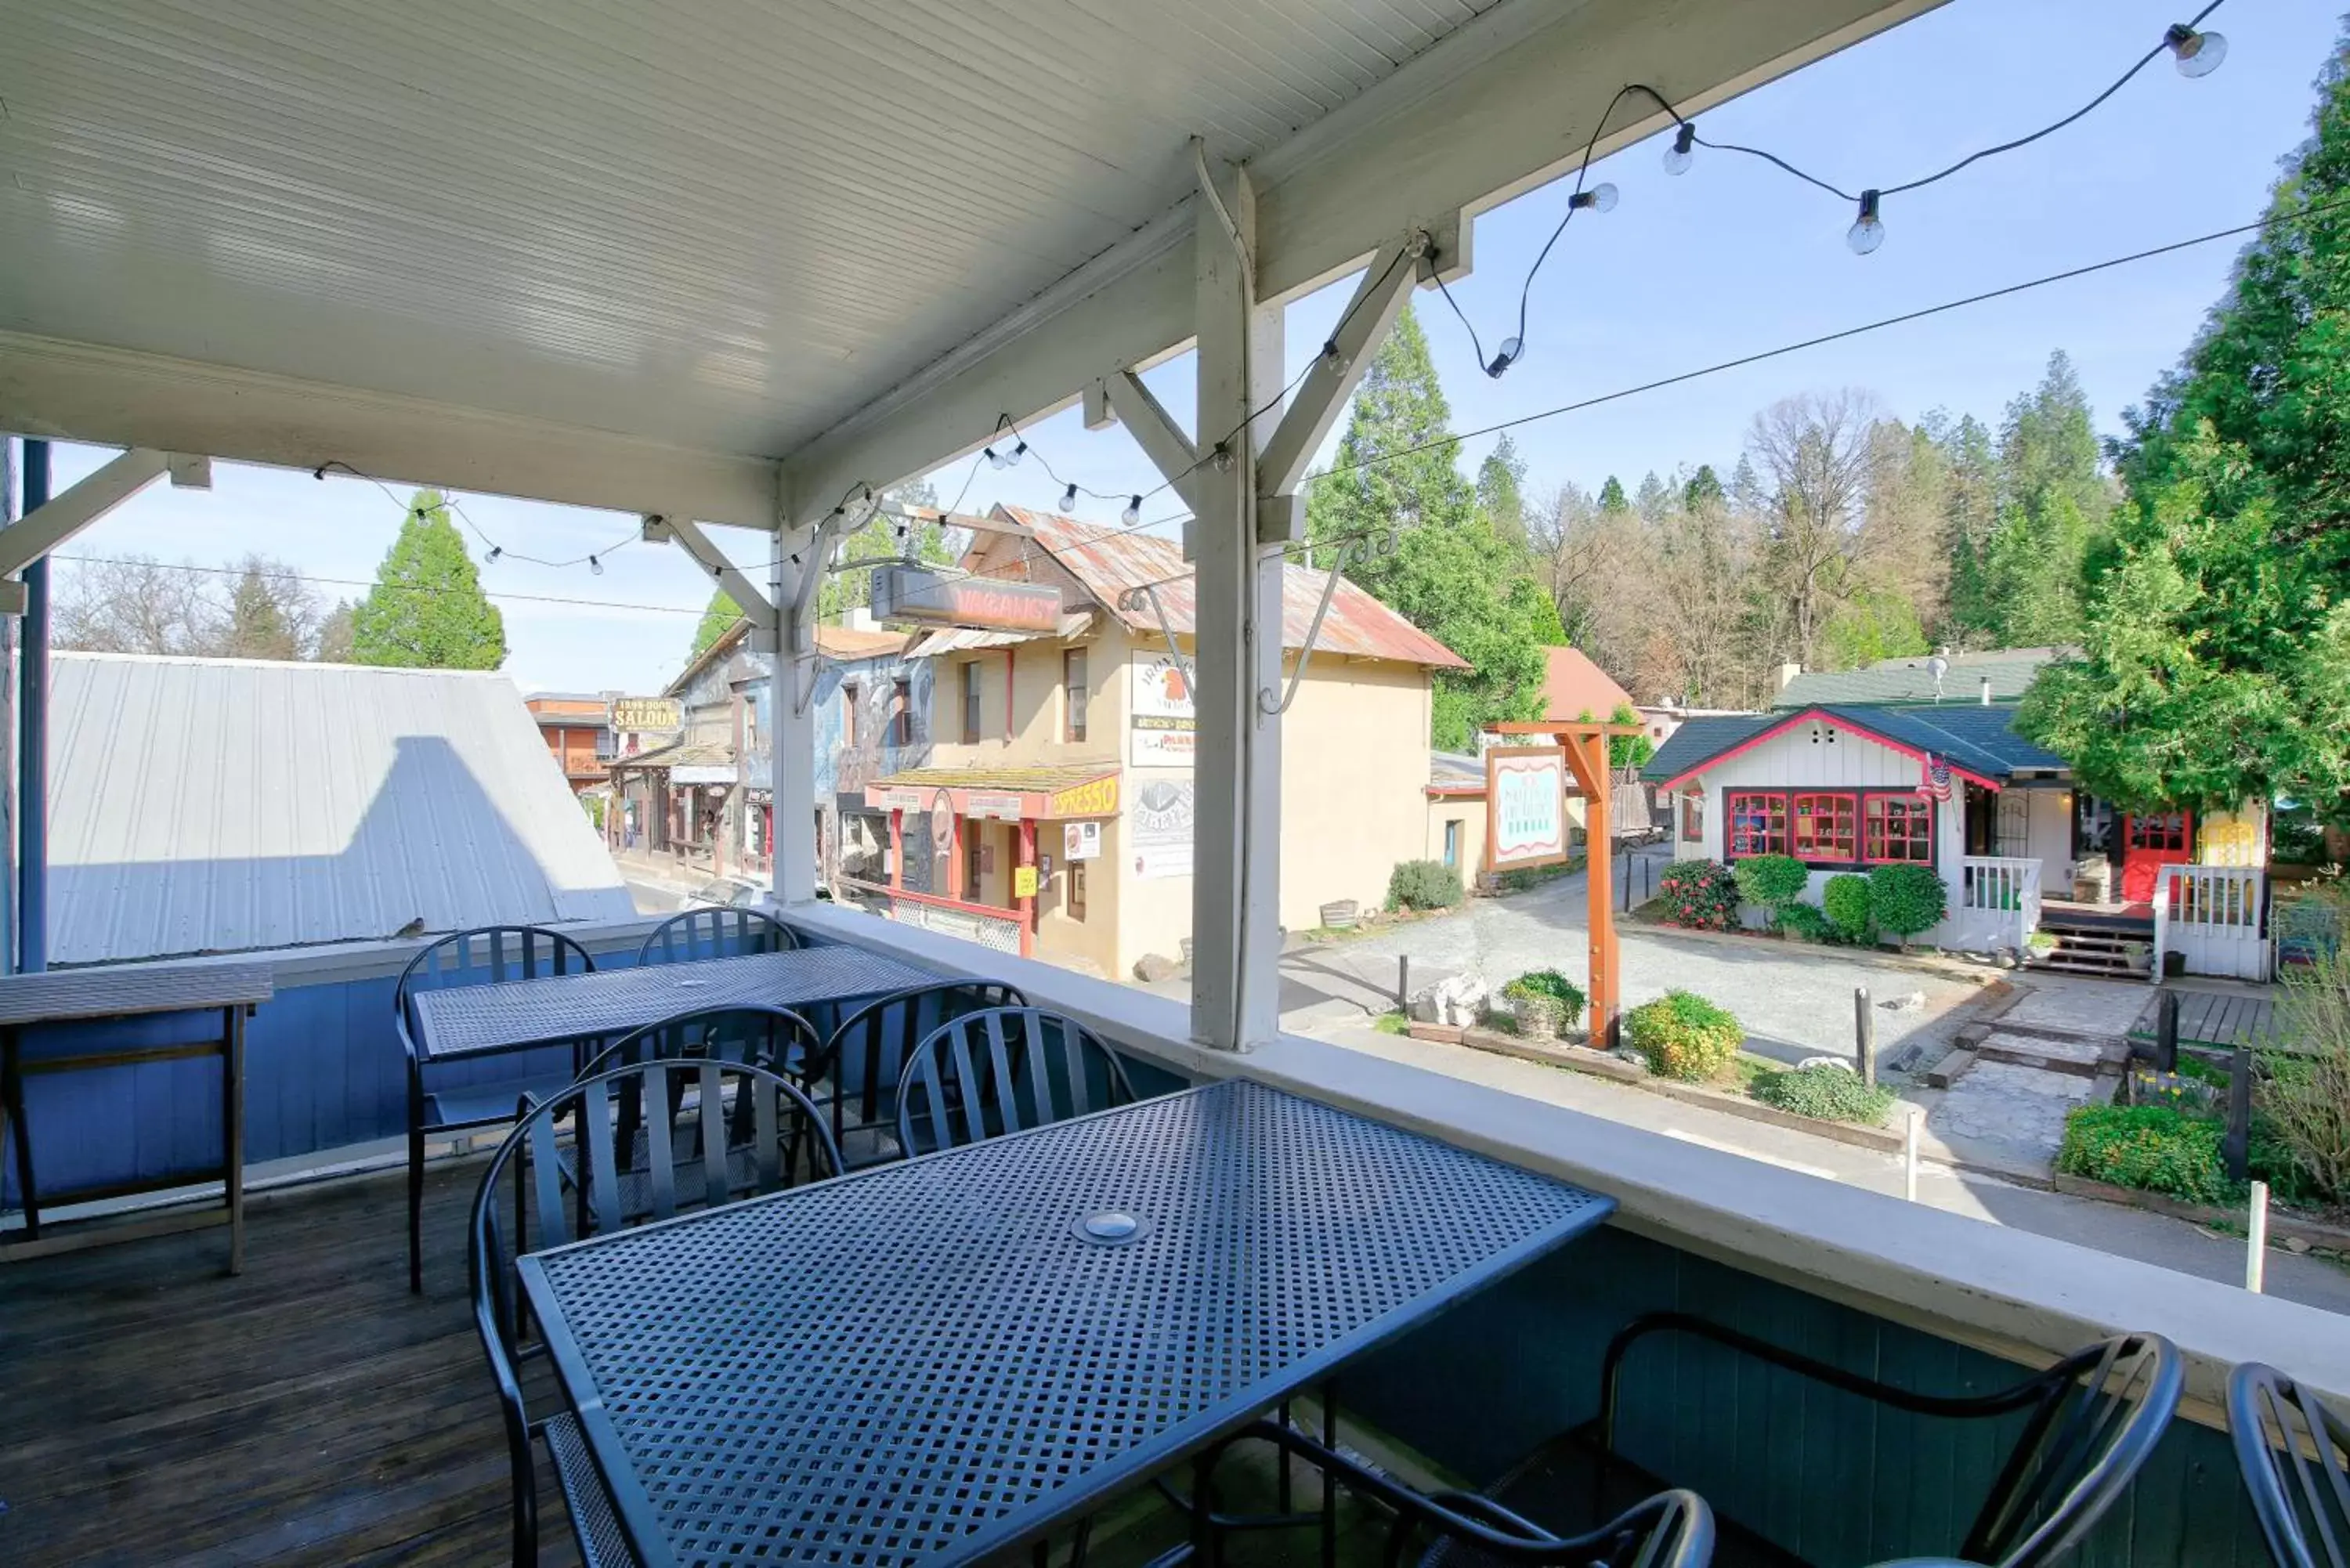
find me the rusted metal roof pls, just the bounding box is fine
[994,508,1469,670]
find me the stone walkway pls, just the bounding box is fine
[1929,1058,2098,1166]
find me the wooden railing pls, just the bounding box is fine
[837,876,1029,956]
[2152,864,2268,982]
[1948,856,2041,954]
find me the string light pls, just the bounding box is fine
[1847,190,1885,256]
[1061,482,1079,511]
[588,555,603,576]
[1567,183,1618,214]
[2166,22,2225,77]
[1662,122,1696,176]
[1121,497,1143,526]
[310,459,638,573]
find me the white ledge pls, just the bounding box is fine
[786,900,2349,1425]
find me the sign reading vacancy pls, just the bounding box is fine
[1130,652,1196,767]
[870,565,1062,634]
[609,696,683,733]
[1487,747,1571,871]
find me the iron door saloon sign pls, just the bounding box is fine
[1486,747,1571,871]
[870,565,1062,633]
[609,696,683,733]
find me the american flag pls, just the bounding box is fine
[1921,753,1954,802]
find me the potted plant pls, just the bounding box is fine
[1499,970,1586,1041]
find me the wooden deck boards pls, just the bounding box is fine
[2128,985,2279,1049]
[0,1162,584,1568]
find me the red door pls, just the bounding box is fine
[2120,811,2193,903]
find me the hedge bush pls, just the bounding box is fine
[2055,1104,2231,1205]
[1776,902,1831,944]
[1500,968,1587,1026]
[1732,854,1810,918]
[1655,860,1740,931]
[1752,1064,1895,1124]
[1868,863,1949,946]
[1386,860,1464,912]
[1626,990,1744,1082]
[1822,873,1874,944]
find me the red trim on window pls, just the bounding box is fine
[1723,787,1938,867]
[1862,790,1936,864]
[1655,708,2004,795]
[1726,791,1788,858]
[1791,793,1856,863]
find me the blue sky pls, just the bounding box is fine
[40,0,2342,696]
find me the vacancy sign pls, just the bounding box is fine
[1487,747,1570,870]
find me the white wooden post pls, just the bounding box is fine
[2247,1180,2269,1293]
[1904,1107,1921,1202]
[769,518,820,905]
[1188,155,1285,1052]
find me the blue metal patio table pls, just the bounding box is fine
[407,945,940,1062]
[518,1076,1615,1568]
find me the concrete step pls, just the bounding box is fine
[2029,955,2141,977]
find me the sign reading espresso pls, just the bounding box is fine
[870,565,1062,634]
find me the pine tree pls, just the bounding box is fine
[1304,303,1557,750]
[1682,464,1725,511]
[2022,37,2350,817]
[349,490,506,670]
[1474,434,1528,546]
[224,558,302,660]
[1597,475,1629,514]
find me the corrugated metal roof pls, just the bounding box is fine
[46,652,635,964]
[1773,648,2066,708]
[996,508,1469,670]
[1,0,1503,457]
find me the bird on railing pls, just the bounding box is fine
[392,917,427,940]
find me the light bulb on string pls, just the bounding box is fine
[1567,182,1618,213]
[1060,483,1079,512]
[485,546,502,564]
[1003,440,1027,468]
[588,555,603,576]
[983,446,1007,469]
[1121,496,1142,526]
[1662,122,1695,175]
[1847,190,1885,255]
[1485,338,1523,379]
[2164,23,2225,78]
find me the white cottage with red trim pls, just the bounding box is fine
[1642,678,2272,979]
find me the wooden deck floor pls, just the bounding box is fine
[2128,985,2279,1050]
[0,1161,584,1567]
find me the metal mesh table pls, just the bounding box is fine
[520,1078,1614,1568]
[410,947,940,1061]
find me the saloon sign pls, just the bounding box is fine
[609,696,683,734]
[870,565,1062,634]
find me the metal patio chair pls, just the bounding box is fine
[895,1005,1134,1157]
[1182,1417,1715,1568]
[470,1058,839,1568]
[399,925,595,1293]
[634,905,801,966]
[1583,1313,2179,1568]
[2229,1360,2350,1568]
[820,981,1025,1167]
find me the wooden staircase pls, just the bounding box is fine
[2026,909,2152,977]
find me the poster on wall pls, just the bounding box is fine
[1486,747,1570,871]
[1065,820,1101,860]
[1131,777,1195,880]
[1130,654,1196,768]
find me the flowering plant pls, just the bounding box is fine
[1656,859,1739,931]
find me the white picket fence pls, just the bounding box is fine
[1944,856,2041,953]
[2151,864,2269,982]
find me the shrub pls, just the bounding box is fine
[1500,969,1587,1026]
[1752,1064,1895,1124]
[1776,901,1831,944]
[1386,859,1464,912]
[1732,854,1810,919]
[1626,990,1744,1082]
[1655,860,1740,931]
[1868,864,1949,947]
[1821,873,1874,943]
[2264,950,2350,1209]
[2055,1104,2231,1205]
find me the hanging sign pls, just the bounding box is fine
[609,696,683,733]
[1486,747,1570,871]
[870,565,1062,633]
[1046,775,1119,818]
[968,791,1025,822]
[1065,821,1101,861]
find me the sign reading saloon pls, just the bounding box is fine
[870,565,1063,634]
[1130,653,1195,767]
[609,696,683,734]
[1486,747,1571,871]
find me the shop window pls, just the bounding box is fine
[960,663,982,744]
[891,679,912,747]
[1065,649,1088,743]
[1068,860,1087,922]
[1679,792,1704,843]
[1791,793,1856,862]
[1865,793,1935,863]
[1442,819,1462,869]
[1726,792,1787,858]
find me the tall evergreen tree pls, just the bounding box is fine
[1305,304,1558,750]
[349,490,506,670]
[1597,475,1629,514]
[1683,464,1725,511]
[1474,434,1528,546]
[2023,37,2350,817]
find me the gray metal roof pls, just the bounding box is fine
[1772,648,2066,708]
[1643,702,2068,789]
[45,652,635,964]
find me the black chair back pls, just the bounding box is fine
[396,924,595,1041]
[636,906,800,966]
[2230,1361,2350,1568]
[468,1059,837,1566]
[1964,1334,2180,1567]
[578,1003,823,1081]
[822,981,1025,1166]
[896,1006,1133,1157]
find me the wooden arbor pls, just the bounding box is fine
[1489,721,1647,1047]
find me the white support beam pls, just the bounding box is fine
[0,329,780,529]
[1187,156,1287,1054]
[777,0,1938,525]
[1254,229,1429,508]
[0,446,212,616]
[768,503,843,905]
[643,512,776,632]
[1101,372,1202,518]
